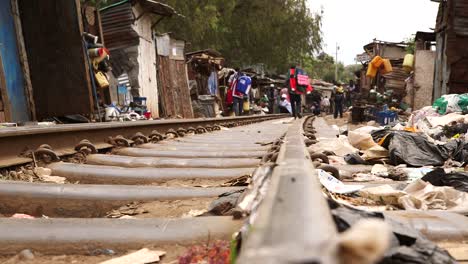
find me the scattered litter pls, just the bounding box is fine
[40,175,66,184]
[402,167,433,182]
[344,153,367,165]
[359,180,468,212]
[221,175,251,187]
[359,185,406,206]
[317,169,364,194]
[106,202,148,218]
[338,219,392,264]
[331,204,457,264]
[351,173,392,182]
[11,213,35,219]
[372,129,468,167]
[371,164,388,176]
[310,135,359,157]
[206,190,243,216]
[181,209,206,218]
[18,249,34,261]
[100,248,165,264]
[422,168,468,193]
[348,131,378,150]
[33,167,52,177]
[118,215,136,219]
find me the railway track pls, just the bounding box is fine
[0,115,465,263]
[0,115,290,263]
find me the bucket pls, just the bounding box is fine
[366,64,378,78]
[403,54,414,72]
[381,59,393,74]
[371,56,384,68]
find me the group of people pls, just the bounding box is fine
[225,65,357,120]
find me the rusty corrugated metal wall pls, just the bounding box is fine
[157,56,194,118]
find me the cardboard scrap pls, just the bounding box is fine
[99,248,166,264]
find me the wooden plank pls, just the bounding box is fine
[18,0,93,120]
[10,0,35,120]
[0,112,5,123]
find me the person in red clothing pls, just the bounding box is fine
[286,65,313,118]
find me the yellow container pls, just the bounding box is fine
[371,56,384,68]
[243,100,250,112]
[403,54,414,72]
[366,64,378,78]
[381,59,393,74]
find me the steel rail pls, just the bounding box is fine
[238,118,339,263]
[0,114,285,168]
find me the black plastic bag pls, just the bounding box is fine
[344,153,367,165]
[422,168,468,193]
[371,130,468,167]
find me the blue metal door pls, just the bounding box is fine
[0,0,30,121]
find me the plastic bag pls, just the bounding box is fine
[371,129,468,167]
[422,168,468,193]
[433,93,468,115]
[348,131,378,150]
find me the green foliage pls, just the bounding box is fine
[158,0,322,72]
[302,53,361,83]
[405,36,415,54]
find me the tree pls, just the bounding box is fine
[158,0,322,72]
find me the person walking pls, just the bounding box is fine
[229,69,251,116]
[334,84,345,119]
[286,65,312,119]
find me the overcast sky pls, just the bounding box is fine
[307,0,440,65]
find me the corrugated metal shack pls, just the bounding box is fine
[433,0,468,98]
[359,40,410,100]
[0,0,100,122]
[100,0,177,118]
[186,50,224,118]
[155,33,193,118]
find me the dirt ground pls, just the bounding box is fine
[0,243,202,264]
[107,198,215,219]
[323,113,373,131]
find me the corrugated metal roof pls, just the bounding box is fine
[100,0,177,50]
[101,2,139,50]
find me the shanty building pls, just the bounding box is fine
[100,0,177,118]
[433,0,468,98]
[0,0,101,122]
[359,40,411,100]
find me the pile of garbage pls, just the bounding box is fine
[312,94,468,215]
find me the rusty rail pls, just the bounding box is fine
[238,117,339,263]
[0,114,284,168]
